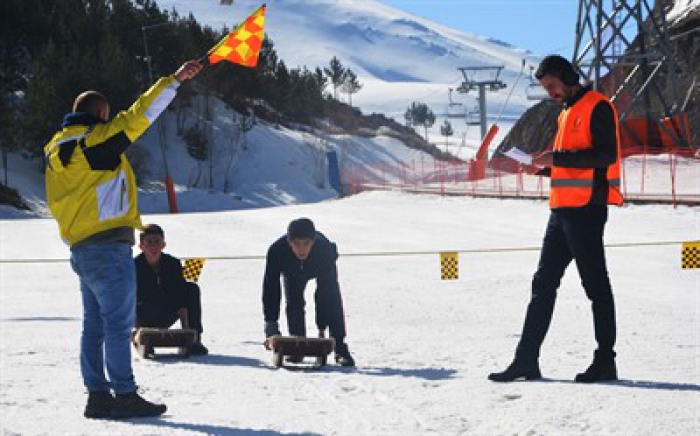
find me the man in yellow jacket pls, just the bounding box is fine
[44,60,202,419]
[489,55,623,384]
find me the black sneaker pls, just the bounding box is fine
[111,391,167,419]
[189,342,209,356]
[575,352,617,383]
[334,343,355,367]
[84,391,114,419]
[488,361,542,382]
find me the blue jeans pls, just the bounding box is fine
[70,243,137,393]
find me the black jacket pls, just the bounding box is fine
[135,252,188,313]
[262,232,339,322]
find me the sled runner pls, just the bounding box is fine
[133,328,198,359]
[265,335,335,368]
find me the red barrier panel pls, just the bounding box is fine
[620,114,693,158]
[467,124,500,181]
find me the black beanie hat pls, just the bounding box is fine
[287,218,316,240]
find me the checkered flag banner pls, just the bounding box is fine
[183,258,206,282]
[440,252,459,280]
[681,241,700,270]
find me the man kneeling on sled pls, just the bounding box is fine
[262,218,355,366]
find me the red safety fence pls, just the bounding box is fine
[619,114,694,158]
[340,149,700,207]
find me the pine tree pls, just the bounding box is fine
[341,69,362,107]
[323,56,346,100]
[23,41,76,158]
[405,102,435,142]
[440,119,454,149]
[183,124,208,187]
[404,105,414,127]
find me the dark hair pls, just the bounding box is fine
[287,218,316,240]
[139,224,165,242]
[72,90,108,116]
[535,55,580,86]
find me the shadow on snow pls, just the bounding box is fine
[122,418,322,436]
[537,378,700,392]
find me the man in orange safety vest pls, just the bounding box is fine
[489,55,623,384]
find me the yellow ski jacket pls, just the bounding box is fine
[45,76,180,246]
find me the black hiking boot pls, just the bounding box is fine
[575,351,617,383]
[334,343,355,367]
[488,360,542,382]
[189,342,209,356]
[111,391,166,419]
[84,391,114,419]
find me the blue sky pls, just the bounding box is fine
[382,0,578,56]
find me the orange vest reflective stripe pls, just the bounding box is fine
[550,90,624,208]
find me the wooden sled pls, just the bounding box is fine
[265,335,335,368]
[133,328,198,359]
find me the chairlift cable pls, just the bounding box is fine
[493,59,527,126]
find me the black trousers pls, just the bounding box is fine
[283,274,346,345]
[516,205,616,362]
[137,282,204,335]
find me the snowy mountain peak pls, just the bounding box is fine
[159,0,532,84]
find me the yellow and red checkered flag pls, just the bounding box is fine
[203,4,266,67]
[183,258,206,283]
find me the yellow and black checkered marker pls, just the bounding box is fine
[440,252,459,280]
[682,241,700,269]
[183,258,206,282]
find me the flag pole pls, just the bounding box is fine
[197,55,211,67]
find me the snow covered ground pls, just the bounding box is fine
[0,92,445,217]
[1,1,698,432]
[1,191,698,435]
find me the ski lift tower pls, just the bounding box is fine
[456,66,507,139]
[572,0,689,149]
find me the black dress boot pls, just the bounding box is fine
[111,391,167,419]
[488,360,542,382]
[189,341,209,355]
[334,342,355,367]
[84,391,114,419]
[575,351,617,383]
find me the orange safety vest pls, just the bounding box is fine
[550,90,624,208]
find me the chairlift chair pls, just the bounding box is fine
[466,106,481,126]
[446,88,465,119]
[526,66,548,101]
[446,103,465,119]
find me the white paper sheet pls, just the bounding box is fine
[504,147,541,167]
